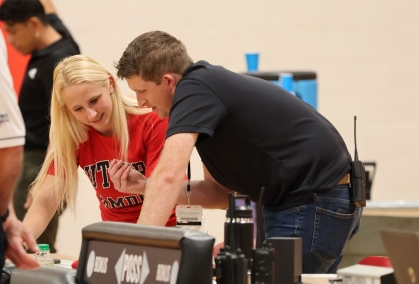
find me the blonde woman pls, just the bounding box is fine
[23,55,176,242]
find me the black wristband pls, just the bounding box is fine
[0,209,9,222]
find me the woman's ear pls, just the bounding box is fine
[109,76,114,94]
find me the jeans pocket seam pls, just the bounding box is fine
[311,207,357,262]
[317,207,357,219]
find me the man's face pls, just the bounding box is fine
[4,22,38,55]
[126,75,174,119]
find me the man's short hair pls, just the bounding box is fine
[0,0,47,25]
[115,31,193,84]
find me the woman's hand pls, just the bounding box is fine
[109,159,147,194]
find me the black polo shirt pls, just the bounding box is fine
[167,61,352,209]
[19,14,80,150]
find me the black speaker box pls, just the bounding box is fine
[266,237,302,284]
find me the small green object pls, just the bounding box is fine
[38,244,50,251]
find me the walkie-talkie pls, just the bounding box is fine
[216,193,248,284]
[251,187,275,284]
[350,116,367,208]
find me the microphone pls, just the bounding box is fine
[350,116,367,208]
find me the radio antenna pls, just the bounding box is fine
[228,193,238,253]
[354,116,359,161]
[255,187,265,248]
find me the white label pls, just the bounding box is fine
[175,205,202,224]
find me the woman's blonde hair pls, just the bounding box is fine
[31,55,149,212]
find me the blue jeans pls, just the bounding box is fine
[263,184,362,273]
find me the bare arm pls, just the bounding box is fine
[23,174,59,240]
[110,162,230,209]
[137,133,197,226]
[0,146,39,269]
[4,206,39,269]
[0,30,38,268]
[39,0,57,14]
[178,165,230,209]
[0,146,23,215]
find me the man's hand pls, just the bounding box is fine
[3,213,40,270]
[108,159,147,194]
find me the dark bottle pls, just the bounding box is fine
[224,196,254,261]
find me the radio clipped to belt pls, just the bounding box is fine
[176,162,203,231]
[350,116,367,208]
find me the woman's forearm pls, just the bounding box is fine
[23,175,59,240]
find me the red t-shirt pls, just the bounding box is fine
[48,112,176,226]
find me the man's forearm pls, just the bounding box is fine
[0,146,23,215]
[137,173,183,226]
[177,180,230,209]
[137,178,230,225]
[119,174,229,209]
[137,133,197,226]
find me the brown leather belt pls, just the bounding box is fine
[336,173,350,185]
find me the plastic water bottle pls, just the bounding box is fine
[33,244,54,266]
[280,73,295,95]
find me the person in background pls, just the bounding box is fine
[111,30,362,273]
[0,29,39,277]
[23,55,177,243]
[0,0,80,252]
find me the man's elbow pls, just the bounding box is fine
[214,187,230,210]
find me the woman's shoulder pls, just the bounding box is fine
[128,111,168,125]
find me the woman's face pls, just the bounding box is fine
[61,81,114,136]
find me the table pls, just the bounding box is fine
[50,254,77,261]
[362,200,419,217]
[340,200,419,268]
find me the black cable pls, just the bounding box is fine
[187,161,191,196]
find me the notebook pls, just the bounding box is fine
[380,229,419,284]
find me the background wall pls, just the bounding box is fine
[27,0,419,256]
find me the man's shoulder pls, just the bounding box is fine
[51,36,80,56]
[47,14,71,37]
[46,13,81,54]
[32,37,79,67]
[180,61,233,87]
[45,39,79,64]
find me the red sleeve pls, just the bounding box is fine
[47,161,55,175]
